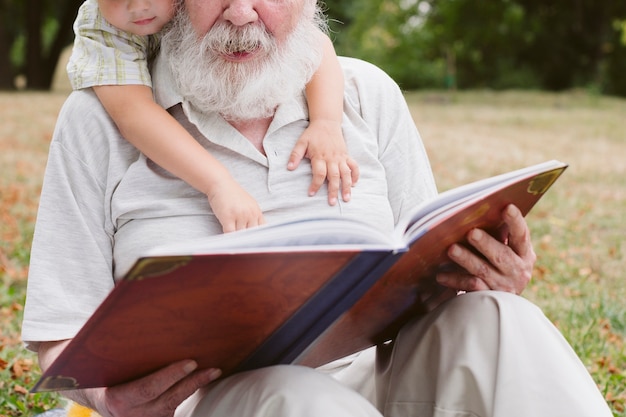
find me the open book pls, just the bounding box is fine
[32,160,567,392]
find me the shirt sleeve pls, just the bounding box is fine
[21,90,137,350]
[341,57,439,225]
[66,0,153,89]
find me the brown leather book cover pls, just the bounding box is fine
[32,160,567,392]
[32,250,380,391]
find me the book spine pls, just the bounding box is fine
[236,249,404,371]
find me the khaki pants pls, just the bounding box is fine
[179,291,612,417]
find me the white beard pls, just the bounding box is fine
[161,8,324,121]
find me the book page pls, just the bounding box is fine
[393,160,566,244]
[145,216,398,257]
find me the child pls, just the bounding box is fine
[67,0,359,233]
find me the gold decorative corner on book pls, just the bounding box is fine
[527,168,563,196]
[32,375,79,392]
[126,256,193,281]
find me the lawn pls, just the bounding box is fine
[1,90,625,416]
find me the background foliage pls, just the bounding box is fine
[3,0,626,95]
[324,0,626,95]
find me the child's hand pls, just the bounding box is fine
[287,119,360,205]
[207,180,265,233]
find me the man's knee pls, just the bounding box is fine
[248,365,379,414]
[190,365,381,417]
[247,365,340,398]
[439,290,540,325]
[394,290,545,360]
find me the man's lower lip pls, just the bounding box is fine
[224,51,255,61]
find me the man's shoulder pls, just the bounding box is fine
[339,57,397,86]
[56,89,109,134]
[53,89,138,165]
[338,57,404,112]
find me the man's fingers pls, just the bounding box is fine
[159,367,222,414]
[445,238,519,293]
[436,268,491,292]
[107,361,221,417]
[502,204,535,262]
[106,360,199,413]
[465,229,511,276]
[446,222,532,295]
[445,242,498,286]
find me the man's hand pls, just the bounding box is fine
[436,204,536,295]
[207,179,266,233]
[38,341,221,417]
[287,119,359,206]
[99,360,221,417]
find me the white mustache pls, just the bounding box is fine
[204,22,274,56]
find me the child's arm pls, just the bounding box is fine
[288,32,360,206]
[93,85,265,232]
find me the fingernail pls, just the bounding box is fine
[183,361,198,374]
[449,244,462,257]
[506,204,518,217]
[208,369,222,380]
[469,229,483,241]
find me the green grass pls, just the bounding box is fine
[407,89,626,415]
[1,90,625,415]
[0,92,69,415]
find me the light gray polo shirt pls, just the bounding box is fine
[22,55,437,348]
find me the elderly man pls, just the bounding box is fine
[23,0,612,416]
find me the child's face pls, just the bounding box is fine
[98,0,175,36]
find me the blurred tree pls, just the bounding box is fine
[515,0,623,91]
[0,0,82,90]
[327,0,448,89]
[418,0,533,89]
[329,0,626,95]
[1,0,625,95]
[605,19,626,95]
[0,0,20,89]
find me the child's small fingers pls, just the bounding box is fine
[287,139,309,170]
[308,159,327,196]
[339,163,352,202]
[326,163,341,206]
[287,150,304,170]
[221,220,236,233]
[347,158,360,184]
